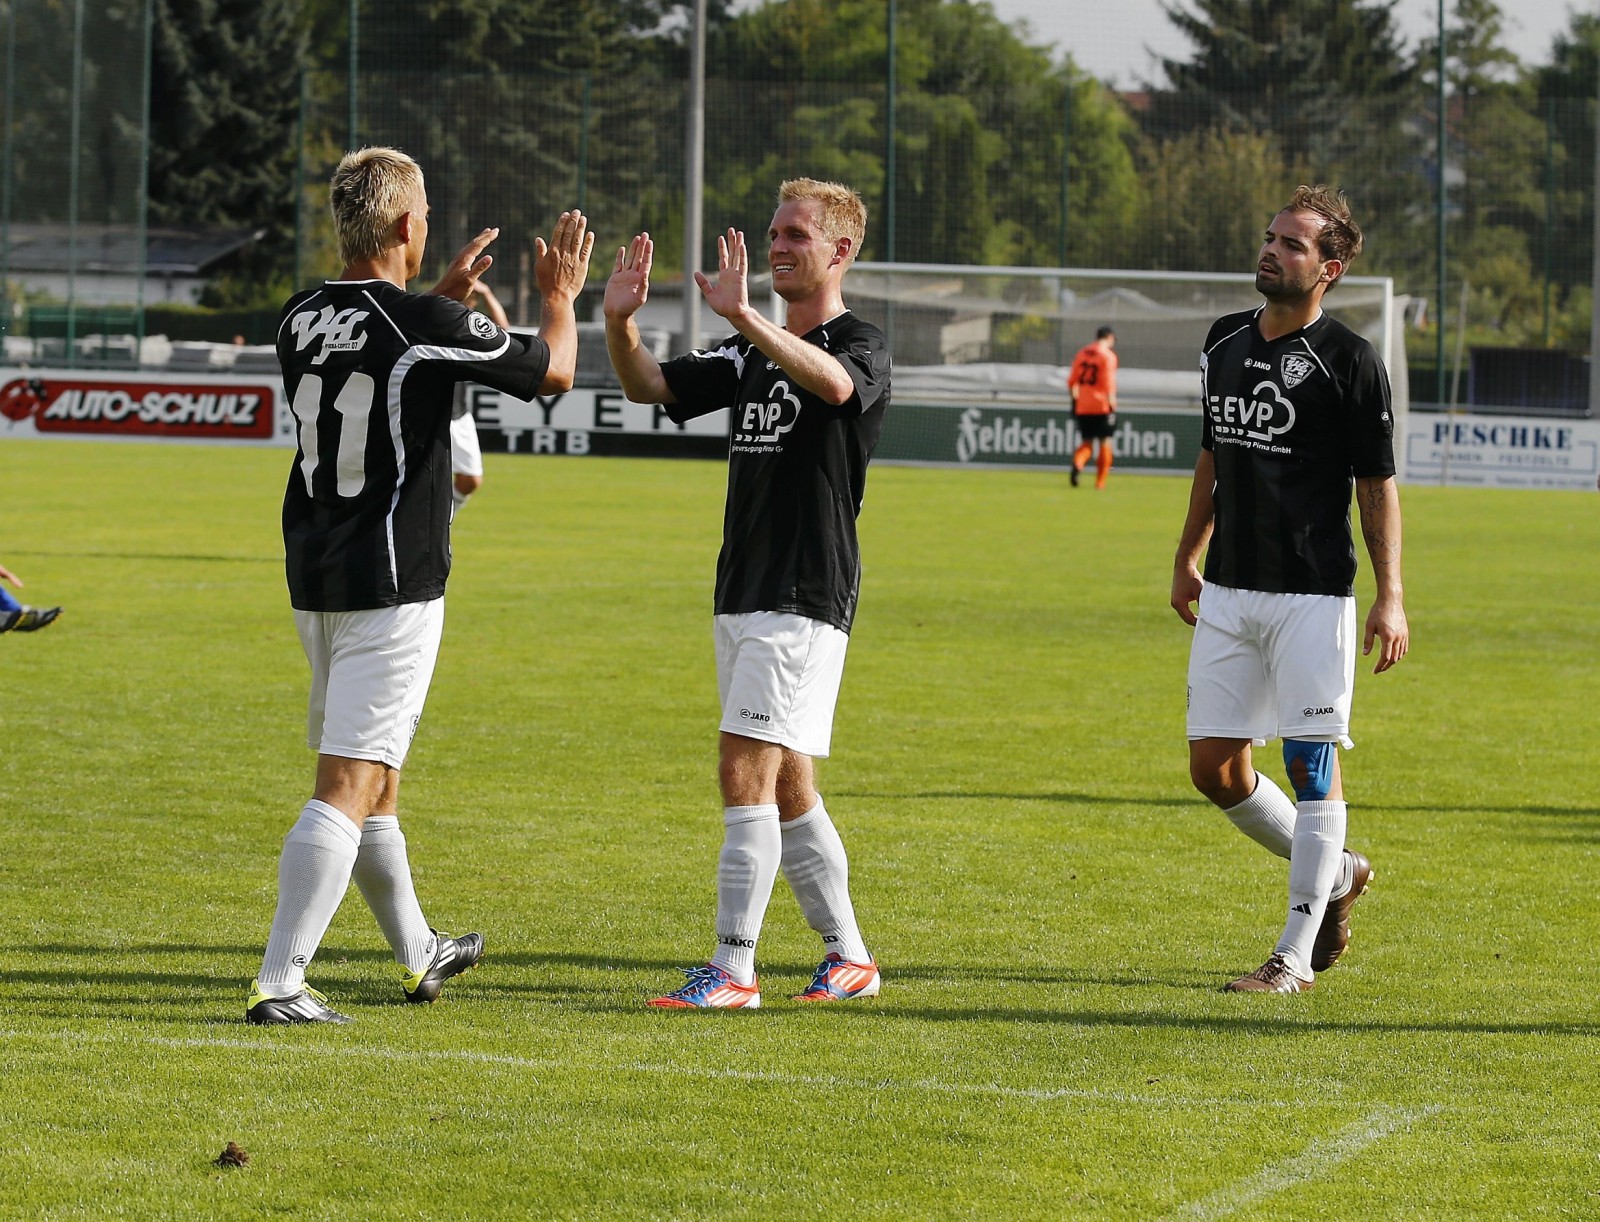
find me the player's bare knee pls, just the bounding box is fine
[774,749,816,818]
[1190,764,1237,806]
[1282,739,1336,802]
[453,472,482,497]
[717,734,779,807]
[1189,740,1253,806]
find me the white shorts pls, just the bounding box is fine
[715,611,850,758]
[450,412,483,478]
[1185,584,1356,746]
[295,599,445,769]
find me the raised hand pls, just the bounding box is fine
[693,228,751,321]
[535,210,596,304]
[604,233,654,320]
[431,226,500,302]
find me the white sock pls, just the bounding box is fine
[258,799,362,996]
[710,804,780,986]
[351,815,436,975]
[1274,800,1347,978]
[780,798,870,964]
[1329,849,1354,900]
[452,486,469,513]
[1223,772,1296,859]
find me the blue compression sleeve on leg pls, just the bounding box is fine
[1282,739,1336,802]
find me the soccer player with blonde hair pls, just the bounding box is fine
[605,179,891,1008]
[247,147,593,1023]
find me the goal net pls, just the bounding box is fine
[840,262,1405,472]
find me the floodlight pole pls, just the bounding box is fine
[885,0,897,350]
[1591,64,1600,416]
[1,0,16,334]
[348,0,359,149]
[1435,0,1447,410]
[294,69,307,288]
[683,0,707,353]
[136,0,152,349]
[67,0,86,358]
[886,0,897,265]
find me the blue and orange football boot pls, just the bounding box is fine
[792,953,880,1002]
[648,964,761,1009]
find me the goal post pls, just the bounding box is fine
[844,262,1405,474]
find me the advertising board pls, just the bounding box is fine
[0,368,291,444]
[1403,412,1600,490]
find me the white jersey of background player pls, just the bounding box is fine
[248,146,593,1024]
[605,179,891,1009]
[448,283,510,512]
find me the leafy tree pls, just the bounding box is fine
[1536,10,1600,337]
[330,0,699,299]
[1134,0,1431,284]
[3,0,148,228]
[1415,0,1546,341]
[1130,126,1308,272]
[700,0,1139,270]
[1149,0,1414,166]
[148,0,306,297]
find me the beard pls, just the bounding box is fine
[1256,265,1322,300]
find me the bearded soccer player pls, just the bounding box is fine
[1171,185,1408,994]
[248,147,593,1024]
[605,180,890,1009]
[1067,325,1118,488]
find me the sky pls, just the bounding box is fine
[985,0,1593,87]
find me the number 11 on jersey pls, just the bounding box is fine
[290,372,376,498]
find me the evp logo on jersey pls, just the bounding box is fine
[1208,379,1297,445]
[732,379,801,449]
[289,305,370,365]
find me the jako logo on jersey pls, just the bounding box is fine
[467,311,499,340]
[739,708,772,723]
[733,380,801,445]
[1281,354,1315,388]
[290,305,370,365]
[1302,706,1336,716]
[1211,380,1296,442]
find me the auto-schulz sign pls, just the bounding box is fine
[1,374,276,439]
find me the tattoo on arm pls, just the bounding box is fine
[1358,481,1401,567]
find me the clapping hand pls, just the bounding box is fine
[605,233,654,320]
[694,228,751,321]
[431,227,500,302]
[535,210,595,304]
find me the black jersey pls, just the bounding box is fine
[279,279,550,611]
[660,311,891,633]
[1199,307,1395,597]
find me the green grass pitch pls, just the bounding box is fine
[1,438,1597,1217]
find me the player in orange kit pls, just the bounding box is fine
[1067,325,1118,488]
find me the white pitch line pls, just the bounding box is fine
[1,1027,1304,1112]
[1169,1104,1442,1220]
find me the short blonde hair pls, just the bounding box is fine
[778,178,867,261]
[330,147,426,266]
